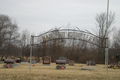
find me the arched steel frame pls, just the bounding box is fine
[29,27,106,71]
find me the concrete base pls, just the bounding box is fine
[3,64,14,68]
[81,68,91,70]
[42,64,51,66]
[3,65,7,68]
[0,61,4,64]
[56,65,66,69]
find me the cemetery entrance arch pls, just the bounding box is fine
[29,26,107,71]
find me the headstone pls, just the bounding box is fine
[69,60,74,66]
[56,60,66,69]
[4,59,14,64]
[31,60,37,64]
[21,62,28,64]
[13,63,19,66]
[90,61,96,65]
[56,65,66,69]
[59,56,66,60]
[3,64,7,68]
[87,60,96,66]
[81,68,91,70]
[59,57,69,64]
[56,60,66,64]
[0,61,4,64]
[3,64,14,68]
[9,64,14,68]
[42,56,51,65]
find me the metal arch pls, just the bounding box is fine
[31,27,101,48]
[36,28,99,38]
[36,38,99,47]
[30,26,101,71]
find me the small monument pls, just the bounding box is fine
[21,62,28,64]
[0,61,4,64]
[31,60,37,64]
[3,59,15,68]
[59,56,66,60]
[87,60,96,66]
[42,56,51,66]
[59,56,69,64]
[69,60,74,66]
[56,60,66,69]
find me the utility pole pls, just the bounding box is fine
[105,0,109,74]
[30,36,34,71]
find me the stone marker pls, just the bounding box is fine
[87,60,96,66]
[0,61,4,64]
[56,60,66,69]
[9,64,14,68]
[3,64,14,68]
[13,64,19,66]
[69,60,74,66]
[56,65,66,69]
[4,59,15,64]
[31,60,37,64]
[21,62,28,64]
[42,56,51,66]
[3,59,15,68]
[59,56,66,60]
[81,68,91,70]
[56,60,66,64]
[59,56,69,64]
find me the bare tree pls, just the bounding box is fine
[95,12,115,63]
[20,30,30,60]
[110,29,120,63]
[0,14,20,59]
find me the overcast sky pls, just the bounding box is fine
[0,0,120,35]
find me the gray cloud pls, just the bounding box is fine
[0,0,120,35]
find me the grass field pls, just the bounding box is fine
[0,63,120,80]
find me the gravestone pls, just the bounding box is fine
[4,59,15,64]
[13,63,19,66]
[81,68,91,70]
[0,61,4,64]
[87,60,96,66]
[59,56,69,64]
[3,64,14,68]
[59,56,66,60]
[42,56,51,66]
[31,60,37,64]
[56,60,66,69]
[69,60,74,66]
[21,62,28,64]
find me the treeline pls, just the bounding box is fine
[0,12,120,64]
[0,14,30,60]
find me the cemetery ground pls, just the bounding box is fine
[0,63,120,80]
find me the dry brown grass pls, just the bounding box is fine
[0,63,120,80]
